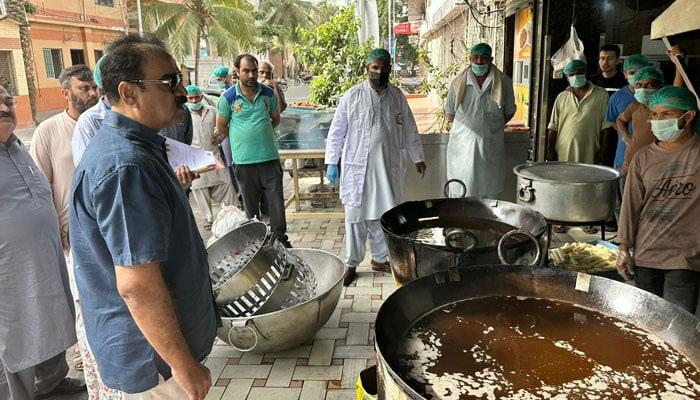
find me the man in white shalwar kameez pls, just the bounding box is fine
[186,85,237,230]
[325,49,426,286]
[445,43,516,198]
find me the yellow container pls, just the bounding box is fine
[356,365,378,400]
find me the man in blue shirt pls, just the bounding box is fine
[604,54,650,225]
[70,36,217,399]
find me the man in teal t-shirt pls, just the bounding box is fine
[214,54,290,247]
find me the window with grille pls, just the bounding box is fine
[43,49,64,79]
[96,0,114,7]
[0,51,16,94]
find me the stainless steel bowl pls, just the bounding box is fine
[217,248,344,353]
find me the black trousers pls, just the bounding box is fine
[634,266,700,316]
[234,160,288,243]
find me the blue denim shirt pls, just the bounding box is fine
[605,85,636,169]
[69,111,217,393]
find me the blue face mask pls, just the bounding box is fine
[650,112,689,142]
[217,81,227,89]
[633,88,656,105]
[568,74,587,88]
[186,101,203,111]
[472,64,489,77]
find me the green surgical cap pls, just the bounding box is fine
[623,54,650,72]
[366,49,391,66]
[186,85,201,95]
[213,66,229,77]
[563,59,587,75]
[470,43,492,57]
[633,66,664,84]
[649,86,698,111]
[94,55,105,90]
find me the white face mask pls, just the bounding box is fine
[650,112,689,142]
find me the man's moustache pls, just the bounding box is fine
[0,112,12,119]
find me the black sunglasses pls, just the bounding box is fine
[127,73,183,93]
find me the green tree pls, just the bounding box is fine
[418,49,465,132]
[257,0,316,79]
[311,1,340,26]
[295,6,374,106]
[143,0,256,85]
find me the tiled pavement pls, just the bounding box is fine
[203,217,387,400]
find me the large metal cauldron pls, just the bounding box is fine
[381,198,547,286]
[217,248,343,353]
[374,265,700,399]
[514,162,620,222]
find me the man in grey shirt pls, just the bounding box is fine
[0,84,85,399]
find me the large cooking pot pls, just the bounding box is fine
[381,197,547,286]
[375,265,700,399]
[513,162,620,222]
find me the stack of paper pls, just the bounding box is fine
[165,137,221,174]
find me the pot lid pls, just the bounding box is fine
[513,162,620,183]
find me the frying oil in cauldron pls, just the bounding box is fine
[398,296,700,399]
[408,220,518,247]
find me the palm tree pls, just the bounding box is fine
[258,0,314,78]
[6,0,37,123]
[143,0,257,85]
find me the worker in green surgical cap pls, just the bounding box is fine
[213,65,233,90]
[443,42,516,200]
[616,66,665,175]
[547,58,612,233]
[186,84,237,230]
[325,48,426,286]
[617,86,700,315]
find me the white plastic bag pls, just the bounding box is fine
[550,25,585,79]
[207,204,249,247]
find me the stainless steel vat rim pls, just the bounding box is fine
[374,264,700,399]
[218,248,344,321]
[513,162,621,184]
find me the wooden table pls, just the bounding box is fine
[278,149,343,219]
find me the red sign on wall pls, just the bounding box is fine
[393,21,422,35]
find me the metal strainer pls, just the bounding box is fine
[207,221,318,317]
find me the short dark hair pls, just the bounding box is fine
[107,33,166,53]
[600,44,620,58]
[100,43,172,104]
[58,65,93,89]
[234,54,258,69]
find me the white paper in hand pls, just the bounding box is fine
[165,137,217,174]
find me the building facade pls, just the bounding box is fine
[26,0,127,113]
[0,9,32,128]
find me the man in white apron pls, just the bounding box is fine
[325,48,426,286]
[445,43,516,198]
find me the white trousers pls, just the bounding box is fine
[191,183,237,223]
[345,219,388,268]
[120,376,187,400]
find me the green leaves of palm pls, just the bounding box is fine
[143,0,256,61]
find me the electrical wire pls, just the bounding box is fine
[462,0,504,15]
[468,3,503,29]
